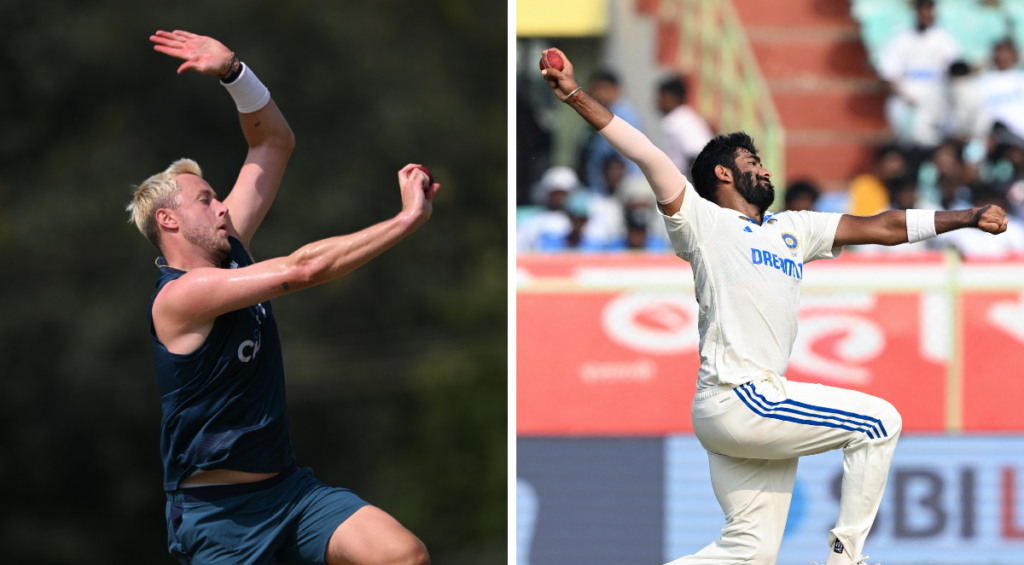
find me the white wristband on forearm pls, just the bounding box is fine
[221,63,271,114]
[906,209,937,243]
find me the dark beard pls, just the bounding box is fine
[734,169,775,216]
[182,222,231,264]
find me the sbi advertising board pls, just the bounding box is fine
[518,437,1024,565]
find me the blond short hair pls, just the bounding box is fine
[127,158,202,250]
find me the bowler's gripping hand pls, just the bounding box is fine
[539,48,580,101]
[397,164,440,230]
[150,30,233,76]
[975,204,1009,234]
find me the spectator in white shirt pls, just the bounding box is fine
[946,60,991,147]
[878,0,960,150]
[976,39,1024,141]
[657,76,714,176]
[516,166,578,252]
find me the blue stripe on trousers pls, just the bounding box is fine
[734,383,883,439]
[743,382,888,438]
[736,386,878,439]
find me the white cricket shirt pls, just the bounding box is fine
[877,27,960,100]
[661,105,714,174]
[662,182,842,390]
[976,68,1024,140]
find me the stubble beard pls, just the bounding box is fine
[735,169,775,216]
[182,221,231,264]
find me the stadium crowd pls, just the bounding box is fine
[517,0,1024,258]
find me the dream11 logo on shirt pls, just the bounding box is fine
[237,303,267,363]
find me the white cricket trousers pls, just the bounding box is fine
[665,375,902,565]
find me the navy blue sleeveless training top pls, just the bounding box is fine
[149,237,295,490]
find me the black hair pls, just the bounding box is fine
[995,37,1018,53]
[936,138,965,163]
[658,76,687,101]
[875,143,904,164]
[971,182,1008,207]
[602,154,625,171]
[591,70,619,86]
[915,0,934,9]
[949,60,970,77]
[886,174,918,193]
[689,132,759,202]
[784,180,819,207]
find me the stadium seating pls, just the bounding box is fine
[851,0,1014,67]
[1005,1,1024,49]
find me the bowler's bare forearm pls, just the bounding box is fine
[935,208,982,234]
[834,206,1007,247]
[239,98,295,151]
[225,98,295,246]
[563,91,614,131]
[287,212,425,290]
[540,51,685,213]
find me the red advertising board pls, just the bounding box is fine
[517,254,1024,435]
[962,291,1024,430]
[518,291,701,435]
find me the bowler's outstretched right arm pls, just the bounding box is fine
[152,165,438,355]
[539,48,689,215]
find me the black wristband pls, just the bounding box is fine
[219,57,243,84]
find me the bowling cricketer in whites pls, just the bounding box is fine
[127,29,437,565]
[540,47,1007,565]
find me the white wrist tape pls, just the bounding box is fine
[906,209,937,243]
[221,63,271,114]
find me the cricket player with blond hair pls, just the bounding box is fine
[129,29,436,565]
[540,48,1007,565]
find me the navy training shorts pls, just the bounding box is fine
[165,465,368,565]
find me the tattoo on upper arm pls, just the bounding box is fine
[255,122,261,127]
[281,282,290,290]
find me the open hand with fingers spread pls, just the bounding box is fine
[975,204,1009,234]
[150,30,233,75]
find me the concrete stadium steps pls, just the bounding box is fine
[732,0,890,189]
[732,0,855,27]
[786,141,878,188]
[771,87,886,131]
[748,30,875,79]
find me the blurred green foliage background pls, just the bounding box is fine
[0,0,507,563]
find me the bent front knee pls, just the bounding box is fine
[879,400,902,439]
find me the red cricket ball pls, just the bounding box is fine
[412,165,434,187]
[539,50,565,72]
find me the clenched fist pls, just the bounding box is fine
[975,204,1009,234]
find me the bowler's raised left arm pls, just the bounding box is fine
[832,205,1008,247]
[150,29,295,250]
